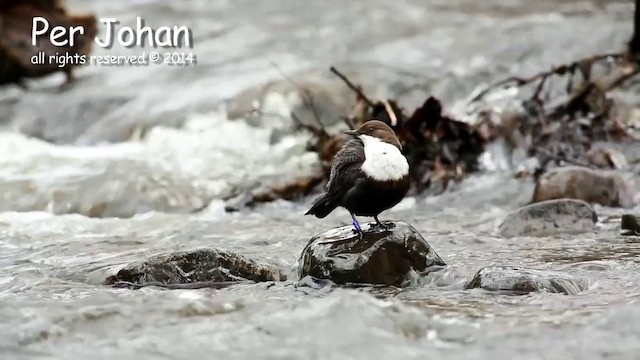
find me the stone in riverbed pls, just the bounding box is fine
[298,221,446,286]
[621,214,640,236]
[464,266,587,295]
[498,199,597,238]
[104,249,286,286]
[532,166,630,207]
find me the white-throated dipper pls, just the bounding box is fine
[305,120,410,237]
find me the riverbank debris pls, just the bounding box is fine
[469,0,640,179]
[241,0,640,208]
[245,66,489,207]
[278,67,487,202]
[0,0,97,86]
[333,67,488,194]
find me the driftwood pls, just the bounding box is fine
[0,0,97,86]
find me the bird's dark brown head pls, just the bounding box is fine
[345,120,402,149]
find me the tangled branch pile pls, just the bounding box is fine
[469,0,640,177]
[248,67,489,206]
[343,79,487,195]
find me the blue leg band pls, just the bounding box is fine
[352,219,362,233]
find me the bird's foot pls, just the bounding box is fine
[374,216,391,230]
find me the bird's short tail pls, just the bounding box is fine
[305,193,337,218]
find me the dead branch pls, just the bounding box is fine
[470,53,623,103]
[607,67,640,90]
[270,61,326,131]
[290,111,330,139]
[329,66,375,107]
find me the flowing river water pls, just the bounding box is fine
[2,0,640,359]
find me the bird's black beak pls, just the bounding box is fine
[343,129,358,137]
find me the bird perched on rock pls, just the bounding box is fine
[305,120,411,238]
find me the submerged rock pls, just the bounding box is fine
[532,166,630,207]
[621,214,640,236]
[498,199,597,237]
[464,266,587,295]
[298,221,446,286]
[105,249,286,287]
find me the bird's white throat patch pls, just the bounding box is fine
[359,135,409,181]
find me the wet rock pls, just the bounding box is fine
[532,166,630,207]
[621,214,640,235]
[105,249,286,286]
[498,199,597,238]
[298,221,446,286]
[464,266,587,295]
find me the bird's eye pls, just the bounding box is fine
[368,127,374,131]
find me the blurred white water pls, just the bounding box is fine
[0,106,321,217]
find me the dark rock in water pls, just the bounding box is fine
[464,266,588,295]
[298,221,446,286]
[621,214,640,236]
[532,166,630,207]
[498,199,597,238]
[105,249,286,287]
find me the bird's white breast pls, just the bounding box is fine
[359,135,409,181]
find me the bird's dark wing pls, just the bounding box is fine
[325,138,365,200]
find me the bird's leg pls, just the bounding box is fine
[350,212,363,239]
[374,215,390,230]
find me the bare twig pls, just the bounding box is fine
[380,98,399,126]
[470,53,623,103]
[249,108,328,138]
[329,66,375,107]
[291,111,328,138]
[607,67,640,90]
[531,74,549,101]
[270,61,326,130]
